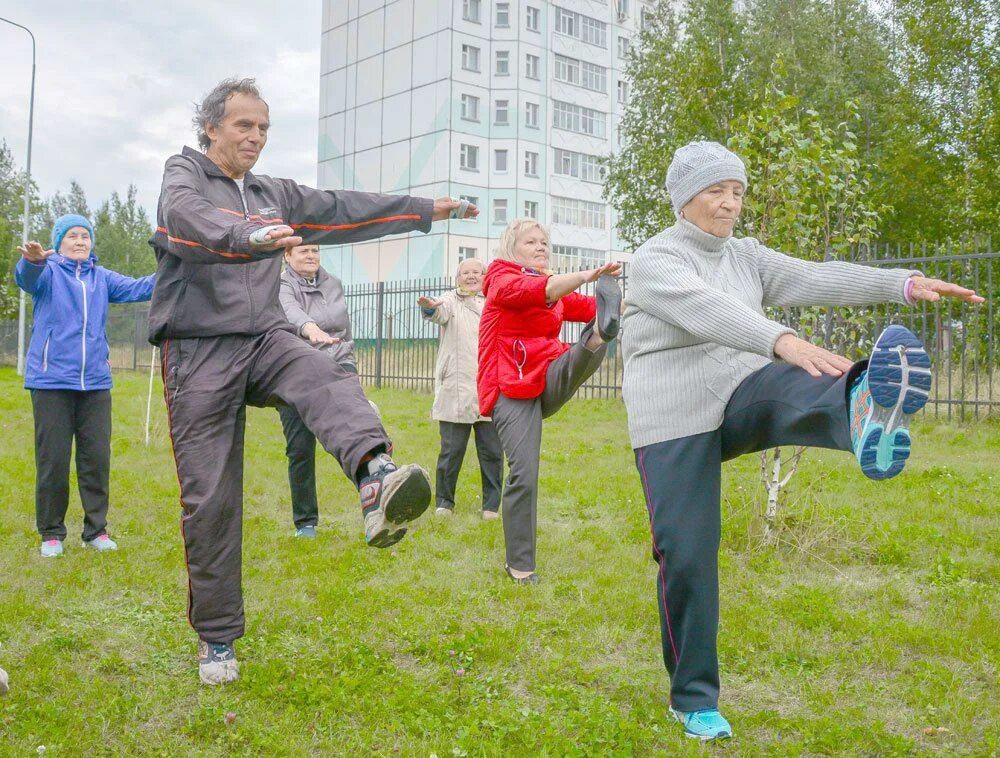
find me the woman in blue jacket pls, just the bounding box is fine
[16,213,155,557]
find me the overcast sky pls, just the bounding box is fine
[0,0,321,222]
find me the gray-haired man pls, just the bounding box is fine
[150,77,477,685]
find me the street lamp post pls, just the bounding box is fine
[0,16,36,376]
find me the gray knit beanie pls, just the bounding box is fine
[665,140,748,215]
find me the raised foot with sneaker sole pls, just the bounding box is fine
[364,464,431,548]
[853,325,931,480]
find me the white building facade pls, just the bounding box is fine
[318,0,651,284]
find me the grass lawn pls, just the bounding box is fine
[0,366,996,755]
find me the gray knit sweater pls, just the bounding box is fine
[621,218,918,448]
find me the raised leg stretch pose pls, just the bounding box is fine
[623,140,982,740]
[479,219,623,584]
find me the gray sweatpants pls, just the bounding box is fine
[635,360,866,712]
[161,329,388,644]
[490,330,607,572]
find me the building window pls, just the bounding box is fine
[460,94,480,121]
[641,7,653,31]
[494,99,509,125]
[461,44,481,72]
[581,61,607,93]
[552,100,606,138]
[494,149,509,172]
[554,6,606,48]
[553,148,606,182]
[554,54,580,85]
[551,244,606,271]
[459,193,480,207]
[525,53,540,80]
[495,50,510,76]
[525,101,539,128]
[524,150,539,177]
[580,15,607,47]
[555,6,576,37]
[460,144,479,171]
[459,246,478,260]
[493,198,508,224]
[525,5,540,31]
[551,196,606,229]
[463,0,481,23]
[524,200,539,219]
[614,0,630,21]
[495,2,510,27]
[617,79,629,104]
[617,35,632,59]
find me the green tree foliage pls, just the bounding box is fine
[606,0,998,247]
[0,140,45,319]
[92,185,156,277]
[729,61,884,258]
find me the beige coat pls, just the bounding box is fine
[423,289,487,424]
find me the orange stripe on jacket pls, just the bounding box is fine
[156,227,253,260]
[290,214,421,231]
[215,207,284,224]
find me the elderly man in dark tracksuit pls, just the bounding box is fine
[149,77,477,685]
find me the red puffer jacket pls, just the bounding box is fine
[477,258,597,415]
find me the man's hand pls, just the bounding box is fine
[17,241,55,264]
[431,197,479,222]
[417,296,443,310]
[249,225,303,252]
[301,322,339,346]
[773,333,854,378]
[907,275,984,304]
[582,261,623,283]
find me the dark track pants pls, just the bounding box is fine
[435,420,504,512]
[161,330,388,644]
[31,389,112,542]
[491,329,607,572]
[635,361,865,711]
[277,363,359,529]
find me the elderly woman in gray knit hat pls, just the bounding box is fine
[622,140,982,741]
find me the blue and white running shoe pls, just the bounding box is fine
[850,325,932,480]
[669,707,733,741]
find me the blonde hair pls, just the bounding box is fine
[495,218,549,261]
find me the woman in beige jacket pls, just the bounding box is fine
[418,259,503,520]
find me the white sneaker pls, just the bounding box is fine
[435,506,454,517]
[0,666,9,695]
[198,639,239,686]
[482,510,500,521]
[84,534,118,552]
[40,539,63,557]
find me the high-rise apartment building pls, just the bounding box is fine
[318,0,650,283]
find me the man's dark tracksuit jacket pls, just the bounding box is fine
[150,146,433,643]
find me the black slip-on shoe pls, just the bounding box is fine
[595,274,622,341]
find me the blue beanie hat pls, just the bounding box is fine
[52,213,94,253]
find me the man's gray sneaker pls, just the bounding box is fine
[360,453,431,548]
[198,640,239,686]
[84,534,117,552]
[294,525,317,539]
[0,666,8,695]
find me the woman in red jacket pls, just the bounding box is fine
[478,219,622,584]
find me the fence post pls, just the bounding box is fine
[375,281,384,389]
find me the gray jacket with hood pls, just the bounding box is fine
[147,146,432,344]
